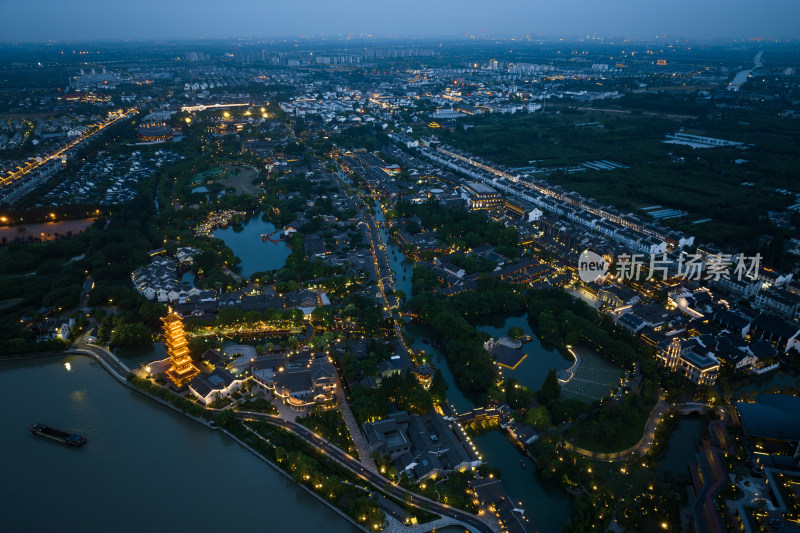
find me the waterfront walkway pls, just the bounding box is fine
[222,266,244,283]
[68,334,130,382]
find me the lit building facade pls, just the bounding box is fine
[656,337,720,386]
[462,181,502,211]
[136,121,173,142]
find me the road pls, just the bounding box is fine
[63,328,490,531]
[68,332,131,381]
[234,410,494,533]
[0,108,137,190]
[79,276,94,310]
[332,371,378,473]
[570,106,697,120]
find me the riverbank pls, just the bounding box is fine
[3,347,372,531]
[43,348,488,533]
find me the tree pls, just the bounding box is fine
[111,322,152,347]
[407,387,433,414]
[188,336,216,361]
[139,301,167,329]
[539,369,561,404]
[506,378,535,409]
[507,326,525,339]
[430,369,447,405]
[215,409,236,429]
[524,405,551,430]
[564,330,581,347]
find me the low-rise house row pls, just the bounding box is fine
[131,255,201,302]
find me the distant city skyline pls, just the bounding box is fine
[1,0,799,42]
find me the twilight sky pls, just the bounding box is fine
[0,0,797,41]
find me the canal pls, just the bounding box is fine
[371,193,574,532]
[0,355,359,533]
[405,323,573,533]
[213,213,291,279]
[657,414,705,480]
[373,201,412,298]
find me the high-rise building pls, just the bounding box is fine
[163,312,199,388]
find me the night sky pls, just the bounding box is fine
[1,0,798,41]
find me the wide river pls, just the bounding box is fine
[0,354,358,533]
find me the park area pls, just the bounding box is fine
[191,165,261,196]
[559,345,625,402]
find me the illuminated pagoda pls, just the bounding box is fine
[162,311,200,388]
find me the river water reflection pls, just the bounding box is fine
[0,355,358,533]
[658,414,705,478]
[373,201,413,298]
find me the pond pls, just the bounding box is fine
[115,341,168,369]
[181,271,195,286]
[191,166,226,185]
[474,313,573,392]
[213,214,291,278]
[728,367,800,396]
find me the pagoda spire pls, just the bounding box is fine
[162,311,199,388]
